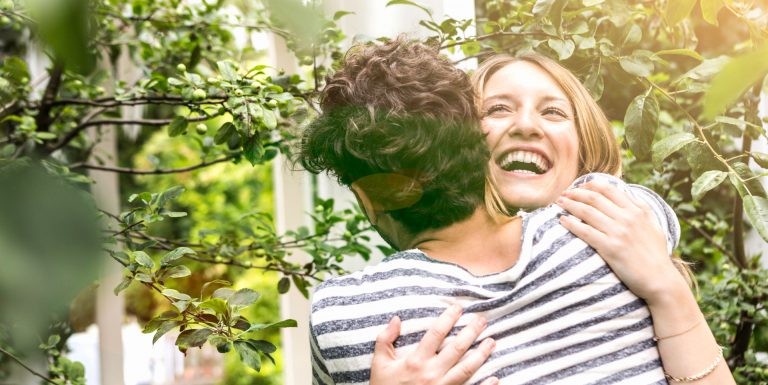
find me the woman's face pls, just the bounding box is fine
[481,61,580,210]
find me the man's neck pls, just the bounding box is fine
[409,207,522,276]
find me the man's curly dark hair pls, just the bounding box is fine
[298,38,488,236]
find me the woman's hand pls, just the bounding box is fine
[370,304,498,385]
[556,180,687,304]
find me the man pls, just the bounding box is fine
[299,39,670,385]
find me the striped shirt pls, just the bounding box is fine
[310,173,679,385]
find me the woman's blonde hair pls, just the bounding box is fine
[473,53,696,287]
[472,53,622,178]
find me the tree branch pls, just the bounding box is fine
[34,63,64,134]
[73,154,237,175]
[48,95,228,108]
[0,346,59,385]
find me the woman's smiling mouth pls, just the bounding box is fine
[496,150,551,175]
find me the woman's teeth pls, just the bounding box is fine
[498,151,550,174]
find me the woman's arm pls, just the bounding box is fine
[370,305,498,385]
[557,179,735,384]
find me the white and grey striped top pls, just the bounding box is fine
[310,173,679,385]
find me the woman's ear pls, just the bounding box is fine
[351,182,378,225]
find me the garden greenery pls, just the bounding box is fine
[1,0,768,384]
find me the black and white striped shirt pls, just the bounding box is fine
[310,174,679,385]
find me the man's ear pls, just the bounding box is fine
[351,182,378,225]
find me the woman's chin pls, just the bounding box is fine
[495,171,564,210]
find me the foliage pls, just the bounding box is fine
[0,0,369,381]
[2,0,768,382]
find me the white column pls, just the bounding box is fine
[269,33,314,385]
[89,123,125,385]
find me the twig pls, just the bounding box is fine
[440,30,558,50]
[75,114,216,129]
[73,154,236,175]
[0,346,59,385]
[678,216,737,266]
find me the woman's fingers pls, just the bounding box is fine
[477,376,500,385]
[373,315,401,361]
[560,214,608,251]
[441,338,496,385]
[415,304,463,358]
[436,314,488,370]
[557,194,614,234]
[579,180,634,209]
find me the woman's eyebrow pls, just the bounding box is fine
[481,94,514,105]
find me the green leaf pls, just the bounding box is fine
[245,319,297,333]
[752,152,768,168]
[744,195,768,243]
[160,265,191,279]
[619,54,654,77]
[234,340,262,371]
[167,116,188,137]
[176,328,213,349]
[160,247,195,267]
[247,339,277,354]
[654,49,704,61]
[292,274,309,298]
[651,133,696,168]
[703,43,768,120]
[385,0,432,16]
[201,279,231,298]
[701,0,724,26]
[113,277,133,295]
[532,0,554,15]
[332,10,354,20]
[730,162,767,198]
[3,56,29,81]
[262,108,277,130]
[217,60,239,82]
[623,93,659,160]
[162,288,192,301]
[664,0,696,25]
[213,287,235,300]
[680,56,729,82]
[277,277,290,294]
[200,298,228,315]
[133,251,154,269]
[0,144,17,158]
[547,38,575,60]
[229,288,260,307]
[622,24,641,47]
[152,320,181,343]
[215,122,237,144]
[691,170,728,201]
[135,273,153,283]
[244,136,264,166]
[714,116,748,130]
[460,41,481,57]
[583,64,604,101]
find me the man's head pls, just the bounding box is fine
[298,38,488,249]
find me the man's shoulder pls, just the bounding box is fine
[311,249,429,299]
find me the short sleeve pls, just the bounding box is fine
[569,173,681,256]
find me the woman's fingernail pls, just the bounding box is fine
[451,304,462,314]
[476,316,487,328]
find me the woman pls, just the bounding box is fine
[370,54,734,384]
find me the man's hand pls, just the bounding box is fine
[370,305,498,385]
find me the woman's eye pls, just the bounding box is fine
[483,105,510,116]
[543,107,568,118]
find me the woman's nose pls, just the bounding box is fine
[506,109,542,138]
